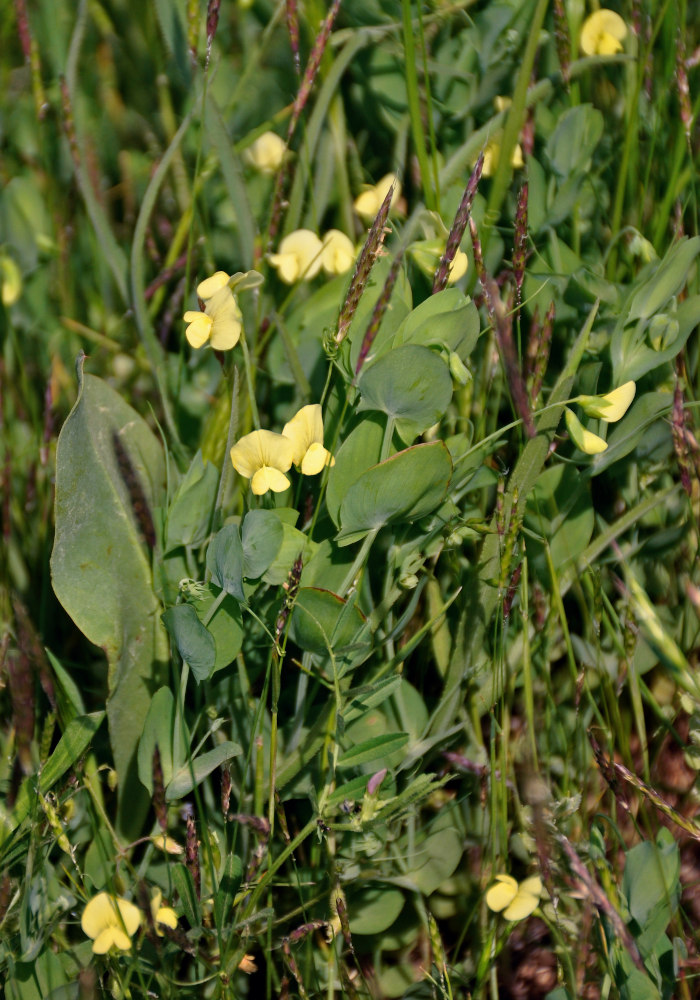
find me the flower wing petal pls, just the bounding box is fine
[251,466,291,495]
[485,874,518,913]
[184,312,212,348]
[301,442,334,476]
[230,433,264,479]
[283,405,323,466]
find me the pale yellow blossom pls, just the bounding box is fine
[485,874,542,921]
[183,271,243,350]
[244,131,286,173]
[282,404,335,475]
[230,429,294,495]
[565,407,608,454]
[480,135,524,178]
[321,230,356,275]
[580,9,627,56]
[353,173,401,221]
[81,893,141,954]
[269,230,324,283]
[150,889,178,936]
[576,381,636,422]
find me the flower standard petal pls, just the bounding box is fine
[577,381,636,422]
[231,430,294,495]
[565,407,608,454]
[82,893,141,954]
[197,271,231,300]
[321,230,356,275]
[485,874,518,913]
[230,431,265,479]
[245,131,286,173]
[282,404,324,467]
[208,289,243,350]
[580,9,627,56]
[503,877,542,921]
[269,230,323,283]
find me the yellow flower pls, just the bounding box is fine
[81,892,142,954]
[480,135,525,178]
[565,407,608,454]
[321,230,356,275]
[282,404,335,475]
[485,874,542,921]
[244,131,286,173]
[269,230,324,283]
[353,173,401,221]
[410,240,469,284]
[0,254,22,306]
[183,271,243,350]
[150,834,184,854]
[576,381,636,422]
[150,889,178,936]
[580,9,627,56]
[230,429,294,495]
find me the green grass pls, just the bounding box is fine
[1,0,700,997]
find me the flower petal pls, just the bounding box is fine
[283,404,324,467]
[155,905,179,931]
[270,230,323,283]
[245,131,286,173]
[92,928,119,954]
[448,250,469,283]
[580,9,627,56]
[565,407,608,455]
[301,442,334,476]
[230,433,265,479]
[197,271,231,299]
[353,174,401,220]
[208,289,243,350]
[485,874,518,913]
[184,312,213,348]
[251,466,291,495]
[321,230,356,275]
[116,897,142,937]
[578,381,636,422]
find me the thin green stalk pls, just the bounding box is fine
[401,0,437,211]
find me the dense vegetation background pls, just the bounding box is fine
[2,0,700,997]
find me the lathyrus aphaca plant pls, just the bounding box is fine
[22,0,700,993]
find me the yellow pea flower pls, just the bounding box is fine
[576,380,636,422]
[81,892,142,954]
[183,271,243,350]
[353,173,401,221]
[0,254,22,306]
[485,874,542,921]
[269,230,324,283]
[580,9,627,56]
[410,240,469,283]
[150,834,184,854]
[244,131,286,173]
[480,134,525,178]
[230,429,294,495]
[321,230,356,276]
[282,404,335,475]
[565,407,608,454]
[150,889,178,936]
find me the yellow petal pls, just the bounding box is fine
[485,874,518,912]
[231,430,294,486]
[270,230,323,283]
[519,876,543,898]
[321,230,356,275]
[155,906,179,932]
[251,466,291,495]
[197,271,231,300]
[92,928,119,954]
[184,312,212,348]
[82,893,141,946]
[565,407,608,454]
[245,131,286,173]
[208,289,243,350]
[353,174,401,220]
[448,250,469,284]
[580,9,627,56]
[300,442,334,476]
[282,404,325,467]
[151,834,184,854]
[577,381,636,422]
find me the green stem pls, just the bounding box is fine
[401,0,436,211]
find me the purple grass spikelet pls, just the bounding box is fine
[432,153,483,294]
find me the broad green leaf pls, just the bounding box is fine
[172,862,201,928]
[165,451,219,552]
[622,830,680,956]
[348,886,404,935]
[242,509,285,579]
[214,853,243,930]
[51,371,168,838]
[262,518,310,585]
[357,344,453,443]
[162,604,216,682]
[336,442,453,545]
[12,712,104,825]
[326,417,385,528]
[289,587,366,656]
[546,104,603,176]
[45,648,85,726]
[166,741,243,800]
[338,733,409,769]
[137,687,176,794]
[393,287,480,359]
[187,583,244,674]
[207,523,245,601]
[626,237,700,322]
[406,824,462,895]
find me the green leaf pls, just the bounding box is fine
[394,287,481,359]
[12,712,104,825]
[348,886,404,935]
[162,604,216,682]
[242,509,285,579]
[165,452,219,552]
[336,442,453,545]
[525,464,594,576]
[612,295,700,384]
[546,104,604,176]
[326,417,385,528]
[207,524,245,601]
[51,371,168,838]
[137,687,176,795]
[214,853,243,930]
[166,741,242,800]
[289,587,366,656]
[344,676,404,725]
[187,584,244,675]
[622,829,680,956]
[172,863,201,928]
[357,344,453,443]
[405,823,462,895]
[154,0,191,84]
[338,733,409,769]
[626,237,700,322]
